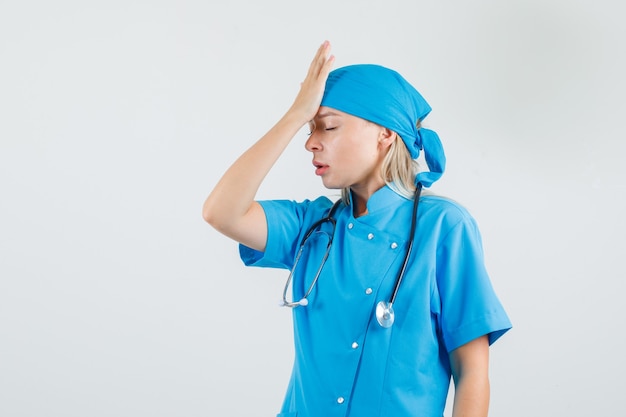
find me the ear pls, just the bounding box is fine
[378,128,397,150]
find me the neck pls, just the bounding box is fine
[353,200,368,217]
[350,182,385,218]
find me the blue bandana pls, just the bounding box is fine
[320,64,446,187]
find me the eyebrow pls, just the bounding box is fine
[313,110,341,121]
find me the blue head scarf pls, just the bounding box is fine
[320,64,445,187]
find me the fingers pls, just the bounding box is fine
[288,41,335,122]
[319,48,335,79]
[307,41,334,80]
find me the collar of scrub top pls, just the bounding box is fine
[347,183,411,218]
[320,64,446,187]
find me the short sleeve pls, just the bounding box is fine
[239,197,333,270]
[436,211,512,351]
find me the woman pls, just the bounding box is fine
[203,41,511,417]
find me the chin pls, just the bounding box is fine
[320,179,344,190]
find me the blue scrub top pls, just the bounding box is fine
[240,185,511,417]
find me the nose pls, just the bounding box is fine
[305,131,322,152]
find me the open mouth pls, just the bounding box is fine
[313,161,329,176]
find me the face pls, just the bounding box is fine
[305,106,393,194]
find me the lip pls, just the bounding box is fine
[313,160,329,176]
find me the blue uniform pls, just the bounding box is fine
[240,185,511,417]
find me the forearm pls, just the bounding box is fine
[202,41,333,249]
[203,41,333,232]
[451,373,490,417]
[202,109,305,228]
[449,335,491,417]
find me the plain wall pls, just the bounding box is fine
[1,0,625,416]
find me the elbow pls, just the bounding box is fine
[201,203,212,224]
[202,197,235,235]
[202,198,222,229]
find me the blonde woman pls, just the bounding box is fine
[203,41,511,417]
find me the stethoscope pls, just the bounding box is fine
[279,183,423,328]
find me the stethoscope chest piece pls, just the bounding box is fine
[376,301,395,328]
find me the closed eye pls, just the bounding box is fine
[307,127,336,135]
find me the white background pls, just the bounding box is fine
[1,0,624,416]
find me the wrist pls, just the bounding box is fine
[282,106,312,130]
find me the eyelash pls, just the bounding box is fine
[307,127,337,135]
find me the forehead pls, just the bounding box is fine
[312,106,376,131]
[313,106,360,123]
[314,106,343,119]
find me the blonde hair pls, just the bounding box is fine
[341,122,421,204]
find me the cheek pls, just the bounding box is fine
[335,125,380,160]
[349,146,380,170]
[361,137,384,159]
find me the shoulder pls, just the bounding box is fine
[419,194,477,228]
[416,194,487,249]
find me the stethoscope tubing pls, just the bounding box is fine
[388,183,422,305]
[281,183,422,323]
[280,200,341,307]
